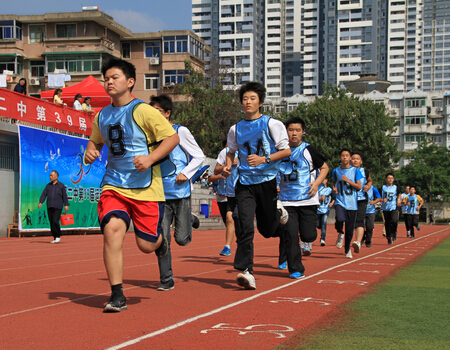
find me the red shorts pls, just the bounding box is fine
[97,190,164,243]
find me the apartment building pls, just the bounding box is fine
[0,10,209,102]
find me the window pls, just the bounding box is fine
[0,143,17,171]
[164,69,188,85]
[432,119,444,125]
[55,24,76,38]
[0,20,22,40]
[405,117,426,124]
[145,74,160,90]
[163,36,188,54]
[432,100,443,107]
[145,42,161,58]
[405,135,423,142]
[406,98,426,107]
[121,42,131,59]
[47,56,100,73]
[390,100,401,108]
[29,25,45,43]
[30,60,45,78]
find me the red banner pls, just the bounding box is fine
[0,88,94,136]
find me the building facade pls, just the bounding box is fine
[0,10,209,103]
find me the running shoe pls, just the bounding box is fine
[345,251,353,259]
[320,239,326,246]
[219,246,231,256]
[104,293,127,312]
[157,278,175,291]
[302,248,311,256]
[388,239,393,245]
[289,272,305,279]
[336,233,344,249]
[50,237,60,244]
[352,241,361,254]
[277,200,289,225]
[365,243,372,248]
[277,261,287,270]
[236,269,256,290]
[416,224,420,231]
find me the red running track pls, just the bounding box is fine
[0,224,449,350]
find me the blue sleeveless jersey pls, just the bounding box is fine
[99,99,154,189]
[356,167,367,201]
[333,167,359,210]
[236,115,279,185]
[225,149,239,197]
[278,142,314,202]
[366,186,380,214]
[162,125,191,200]
[317,186,333,214]
[381,184,397,211]
[217,177,227,196]
[406,194,420,214]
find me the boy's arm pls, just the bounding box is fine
[307,162,329,197]
[341,175,362,191]
[133,133,179,172]
[178,127,205,183]
[208,174,225,182]
[364,174,373,192]
[84,140,103,164]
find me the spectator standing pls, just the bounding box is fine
[38,170,69,244]
[73,94,83,110]
[53,89,67,106]
[14,78,27,94]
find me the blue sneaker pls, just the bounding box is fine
[277,261,287,270]
[219,246,231,256]
[302,248,311,256]
[416,224,420,231]
[289,272,305,279]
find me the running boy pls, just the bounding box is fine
[224,81,291,289]
[381,173,401,245]
[350,151,372,254]
[400,186,411,237]
[403,186,423,238]
[363,185,382,247]
[150,94,205,291]
[84,58,179,312]
[278,117,328,277]
[317,178,335,246]
[332,149,363,258]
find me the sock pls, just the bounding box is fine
[225,245,230,249]
[111,284,123,295]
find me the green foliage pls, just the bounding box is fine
[279,84,400,185]
[395,139,450,202]
[172,60,244,158]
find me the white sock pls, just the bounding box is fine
[225,245,230,249]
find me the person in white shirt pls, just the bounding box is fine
[73,94,83,110]
[150,94,205,292]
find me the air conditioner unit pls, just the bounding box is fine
[436,107,443,112]
[29,78,40,86]
[436,125,443,130]
[150,57,160,65]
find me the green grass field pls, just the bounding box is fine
[281,236,450,350]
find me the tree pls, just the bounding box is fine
[395,139,450,203]
[172,60,244,158]
[279,84,400,185]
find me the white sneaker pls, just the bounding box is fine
[277,200,289,225]
[320,239,326,246]
[335,233,344,249]
[50,237,61,244]
[236,269,256,290]
[346,251,353,259]
[352,241,361,254]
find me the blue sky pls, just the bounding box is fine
[2,0,193,33]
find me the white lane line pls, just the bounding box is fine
[105,230,449,350]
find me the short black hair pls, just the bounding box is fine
[351,151,363,160]
[339,148,352,156]
[150,94,173,113]
[409,185,415,190]
[74,93,82,101]
[51,170,59,177]
[285,117,306,131]
[222,138,227,148]
[239,81,266,104]
[101,58,136,92]
[385,172,395,178]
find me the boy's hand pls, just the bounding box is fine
[364,183,370,192]
[133,155,153,172]
[332,186,338,194]
[247,154,264,167]
[307,182,319,197]
[222,166,231,178]
[176,173,188,184]
[341,175,349,183]
[84,149,100,164]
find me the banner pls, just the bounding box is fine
[18,125,107,231]
[0,88,94,136]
